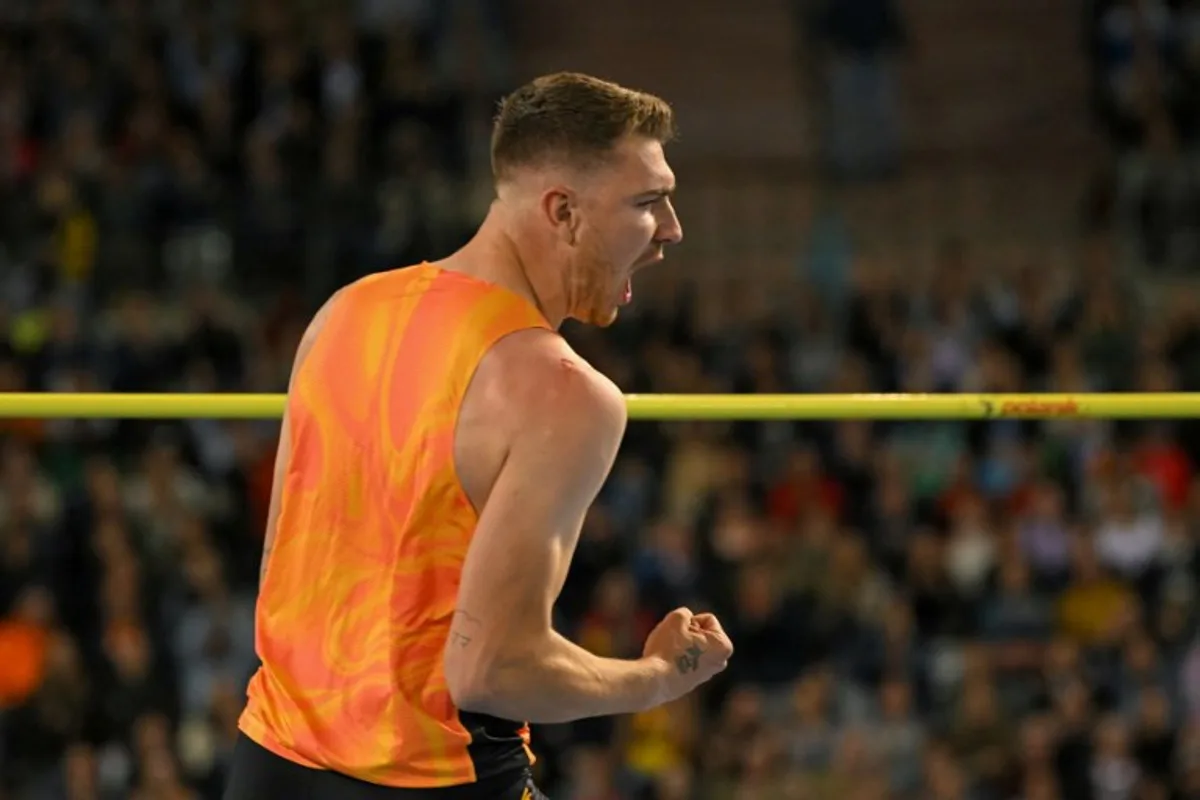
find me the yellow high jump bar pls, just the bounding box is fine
[0,393,1196,420]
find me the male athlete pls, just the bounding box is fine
[222,72,734,800]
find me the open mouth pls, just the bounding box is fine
[621,252,664,305]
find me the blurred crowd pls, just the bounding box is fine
[558,240,1200,799]
[793,0,907,181]
[4,2,1200,800]
[0,0,513,308]
[1085,0,1200,269]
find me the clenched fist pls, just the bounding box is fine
[642,607,734,703]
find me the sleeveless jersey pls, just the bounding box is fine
[238,264,551,788]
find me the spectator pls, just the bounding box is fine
[1057,536,1138,647]
[798,0,908,179]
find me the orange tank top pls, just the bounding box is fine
[238,264,551,788]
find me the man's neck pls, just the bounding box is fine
[437,206,566,329]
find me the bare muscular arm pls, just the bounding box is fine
[442,331,673,723]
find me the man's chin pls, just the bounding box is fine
[591,307,620,328]
[573,305,620,328]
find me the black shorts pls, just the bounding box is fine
[222,734,547,800]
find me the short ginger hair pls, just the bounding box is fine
[490,72,676,183]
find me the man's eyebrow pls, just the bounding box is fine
[635,186,675,200]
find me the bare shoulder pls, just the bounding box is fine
[457,328,624,509]
[475,328,626,448]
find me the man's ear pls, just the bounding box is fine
[540,186,580,246]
